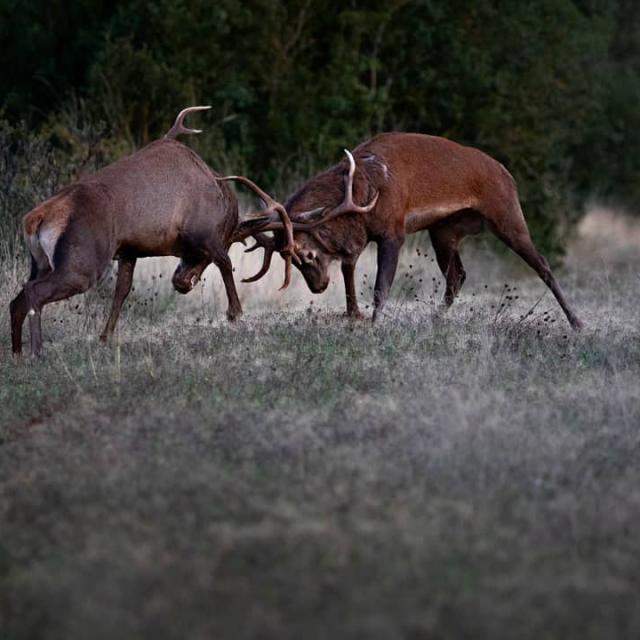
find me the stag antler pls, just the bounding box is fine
[164,106,212,139]
[218,175,298,290]
[293,150,379,228]
[242,233,277,284]
[219,149,379,286]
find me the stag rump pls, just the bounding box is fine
[10,106,243,355]
[219,133,583,329]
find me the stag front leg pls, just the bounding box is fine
[100,257,137,343]
[213,253,243,321]
[372,236,403,321]
[341,260,362,319]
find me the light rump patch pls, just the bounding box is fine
[26,233,49,272]
[23,194,70,236]
[38,225,63,270]
[23,196,73,270]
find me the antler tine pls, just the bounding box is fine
[242,233,276,283]
[216,175,279,209]
[343,148,356,208]
[336,148,378,215]
[280,254,293,290]
[289,149,379,231]
[164,105,211,139]
[241,232,294,289]
[220,174,299,289]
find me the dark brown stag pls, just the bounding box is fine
[11,106,243,355]
[220,132,583,329]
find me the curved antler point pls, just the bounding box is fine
[344,148,356,177]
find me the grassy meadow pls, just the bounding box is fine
[1,208,639,639]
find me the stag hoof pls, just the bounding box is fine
[570,316,584,331]
[343,310,365,321]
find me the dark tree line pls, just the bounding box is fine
[1,0,638,255]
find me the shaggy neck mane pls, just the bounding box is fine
[285,156,384,256]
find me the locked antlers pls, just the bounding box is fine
[219,149,379,288]
[217,175,299,289]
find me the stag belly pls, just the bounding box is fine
[405,201,475,234]
[115,236,183,259]
[113,207,184,258]
[116,230,182,257]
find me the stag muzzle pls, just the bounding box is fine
[299,266,330,293]
[308,280,329,294]
[172,261,203,294]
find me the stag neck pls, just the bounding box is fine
[295,216,367,260]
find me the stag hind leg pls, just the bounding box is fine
[429,210,484,309]
[10,256,51,354]
[485,203,583,330]
[14,240,104,355]
[15,268,95,355]
[10,290,30,355]
[100,257,137,343]
[430,235,465,308]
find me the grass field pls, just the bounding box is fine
[1,209,639,640]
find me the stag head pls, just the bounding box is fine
[219,149,378,290]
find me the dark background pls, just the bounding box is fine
[1,0,638,255]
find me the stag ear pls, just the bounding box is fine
[294,206,327,223]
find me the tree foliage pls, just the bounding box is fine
[1,0,637,255]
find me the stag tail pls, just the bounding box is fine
[164,106,212,139]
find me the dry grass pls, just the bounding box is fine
[1,209,639,640]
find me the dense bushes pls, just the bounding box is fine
[1,0,638,256]
[0,110,107,258]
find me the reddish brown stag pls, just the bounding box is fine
[220,132,583,329]
[10,106,243,355]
